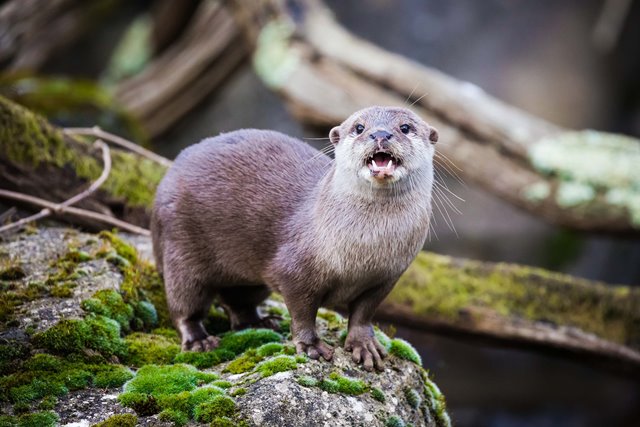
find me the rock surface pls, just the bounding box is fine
[0,228,450,427]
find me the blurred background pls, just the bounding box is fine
[1,0,639,425]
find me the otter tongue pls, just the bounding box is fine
[373,152,392,167]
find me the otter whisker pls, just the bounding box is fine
[433,169,465,202]
[434,156,465,186]
[432,190,458,237]
[410,91,430,108]
[404,83,420,105]
[433,184,462,215]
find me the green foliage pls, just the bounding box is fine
[92,413,138,427]
[124,332,180,367]
[93,365,133,388]
[224,350,261,374]
[173,348,235,369]
[81,289,134,331]
[255,355,298,377]
[218,329,283,355]
[370,387,385,403]
[404,387,421,409]
[386,415,406,427]
[389,339,422,366]
[122,364,215,397]
[296,375,318,387]
[193,395,236,423]
[255,342,284,357]
[33,315,126,359]
[319,372,367,395]
[158,408,188,427]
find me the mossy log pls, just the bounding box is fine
[0,96,166,228]
[227,0,640,234]
[381,252,640,377]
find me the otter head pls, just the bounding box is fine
[329,106,438,188]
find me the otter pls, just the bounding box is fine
[151,106,438,371]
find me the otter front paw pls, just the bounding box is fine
[182,335,219,352]
[295,338,334,361]
[345,328,387,371]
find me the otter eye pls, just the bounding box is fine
[355,124,365,134]
[400,124,411,134]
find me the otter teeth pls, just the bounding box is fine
[369,158,395,173]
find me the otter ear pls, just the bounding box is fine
[428,126,439,144]
[329,126,341,145]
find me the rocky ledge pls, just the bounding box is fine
[0,228,450,427]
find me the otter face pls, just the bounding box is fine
[329,106,438,187]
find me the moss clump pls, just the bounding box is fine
[81,289,134,331]
[297,375,318,387]
[404,387,421,409]
[256,355,298,377]
[173,348,235,369]
[317,309,345,330]
[0,263,26,281]
[319,372,367,395]
[224,349,262,374]
[374,328,392,351]
[122,364,216,397]
[0,341,29,375]
[386,415,406,427]
[117,392,159,416]
[16,411,59,427]
[371,387,385,403]
[38,395,58,410]
[33,315,126,359]
[255,342,284,357]
[212,380,232,389]
[93,365,134,388]
[421,370,451,427]
[193,395,236,423]
[218,329,283,355]
[98,231,138,264]
[210,417,236,427]
[389,338,422,366]
[230,388,247,397]
[91,413,137,427]
[124,332,180,367]
[158,408,188,426]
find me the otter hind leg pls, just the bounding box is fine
[164,266,220,352]
[217,285,278,330]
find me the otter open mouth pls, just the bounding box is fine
[367,151,400,177]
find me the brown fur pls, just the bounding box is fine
[151,106,437,369]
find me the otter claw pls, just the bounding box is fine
[182,335,219,352]
[295,340,334,361]
[345,334,386,371]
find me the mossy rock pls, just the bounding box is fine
[0,227,449,426]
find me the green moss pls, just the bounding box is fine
[256,355,298,377]
[317,309,345,330]
[173,348,235,369]
[50,281,75,297]
[15,411,59,427]
[123,364,215,397]
[33,315,126,359]
[204,306,231,335]
[0,264,26,281]
[81,289,134,331]
[391,251,640,348]
[297,375,318,387]
[224,349,262,374]
[158,408,188,426]
[93,365,134,388]
[92,413,138,427]
[38,395,57,410]
[193,395,236,423]
[124,332,180,366]
[319,372,367,395]
[230,388,247,397]
[134,300,158,327]
[117,391,160,416]
[255,342,284,357]
[210,417,236,427]
[421,370,450,427]
[98,232,138,264]
[389,339,422,366]
[371,387,385,403]
[212,380,232,389]
[374,328,392,351]
[404,387,421,409]
[218,328,283,355]
[0,96,163,207]
[386,415,406,427]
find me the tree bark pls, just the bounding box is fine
[227,0,640,235]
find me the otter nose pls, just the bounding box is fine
[370,130,392,141]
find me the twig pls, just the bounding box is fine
[0,189,151,236]
[0,141,150,236]
[64,126,173,168]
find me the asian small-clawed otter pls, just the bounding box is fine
[151,106,438,371]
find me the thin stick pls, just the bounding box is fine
[0,141,150,236]
[0,190,150,236]
[64,126,173,168]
